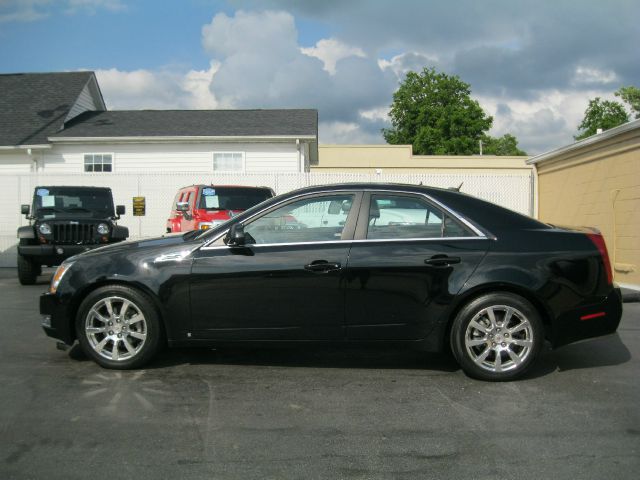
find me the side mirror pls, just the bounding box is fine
[21,204,30,216]
[176,202,189,213]
[226,223,246,246]
[116,205,126,216]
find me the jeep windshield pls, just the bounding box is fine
[198,187,273,211]
[32,187,115,219]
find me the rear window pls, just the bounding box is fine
[198,187,273,211]
[430,189,549,232]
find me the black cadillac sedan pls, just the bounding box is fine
[40,183,622,381]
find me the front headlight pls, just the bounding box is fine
[49,262,73,294]
[97,223,109,235]
[39,223,51,235]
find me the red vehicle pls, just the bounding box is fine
[166,185,275,233]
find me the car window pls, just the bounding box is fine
[367,194,473,239]
[244,194,354,244]
[198,187,274,211]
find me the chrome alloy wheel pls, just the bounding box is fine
[84,296,148,362]
[464,305,534,373]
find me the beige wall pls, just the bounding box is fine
[316,145,531,174]
[535,128,640,288]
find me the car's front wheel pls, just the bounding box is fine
[450,292,543,381]
[76,285,162,369]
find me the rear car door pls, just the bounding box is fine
[189,191,362,341]
[344,191,490,341]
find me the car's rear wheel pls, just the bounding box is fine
[450,292,543,381]
[17,254,40,285]
[75,285,162,369]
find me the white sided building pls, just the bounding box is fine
[0,71,318,175]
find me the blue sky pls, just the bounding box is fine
[1,0,638,153]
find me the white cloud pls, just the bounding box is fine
[572,66,619,86]
[319,121,384,144]
[66,0,127,14]
[95,63,219,110]
[378,52,440,80]
[181,62,220,109]
[301,38,366,75]
[0,0,49,23]
[478,88,619,154]
[0,0,126,22]
[200,9,396,132]
[359,107,388,122]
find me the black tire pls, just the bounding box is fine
[75,285,163,369]
[17,254,39,285]
[450,292,543,381]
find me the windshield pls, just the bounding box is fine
[198,187,273,211]
[32,187,115,219]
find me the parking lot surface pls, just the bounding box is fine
[1,268,638,480]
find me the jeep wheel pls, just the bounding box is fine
[17,254,40,285]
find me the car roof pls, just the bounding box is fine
[178,185,273,190]
[35,186,112,191]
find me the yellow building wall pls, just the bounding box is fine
[315,145,531,174]
[536,130,640,288]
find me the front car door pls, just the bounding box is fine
[345,190,490,341]
[189,191,362,341]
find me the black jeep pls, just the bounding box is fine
[17,186,129,285]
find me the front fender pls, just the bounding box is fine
[17,226,35,239]
[112,225,129,241]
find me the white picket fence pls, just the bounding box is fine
[0,171,534,267]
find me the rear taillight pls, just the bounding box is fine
[586,232,613,285]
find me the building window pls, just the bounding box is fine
[213,152,244,172]
[84,154,113,172]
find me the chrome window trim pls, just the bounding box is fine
[200,236,489,251]
[200,187,489,250]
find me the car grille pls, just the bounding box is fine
[52,223,99,244]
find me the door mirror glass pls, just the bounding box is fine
[176,202,190,212]
[116,205,126,216]
[21,204,30,216]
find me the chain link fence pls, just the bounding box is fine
[0,171,534,267]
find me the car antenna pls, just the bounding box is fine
[448,182,463,192]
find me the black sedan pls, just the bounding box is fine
[40,183,622,381]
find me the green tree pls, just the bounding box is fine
[575,97,629,140]
[615,85,640,119]
[383,67,494,155]
[481,133,527,156]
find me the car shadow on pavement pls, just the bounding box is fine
[526,333,631,379]
[144,345,462,373]
[66,333,630,379]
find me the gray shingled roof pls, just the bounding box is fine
[0,72,95,146]
[52,109,318,139]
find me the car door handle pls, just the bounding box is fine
[424,255,461,267]
[304,261,342,273]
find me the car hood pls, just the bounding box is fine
[71,232,197,260]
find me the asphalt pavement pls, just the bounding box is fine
[0,268,638,480]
